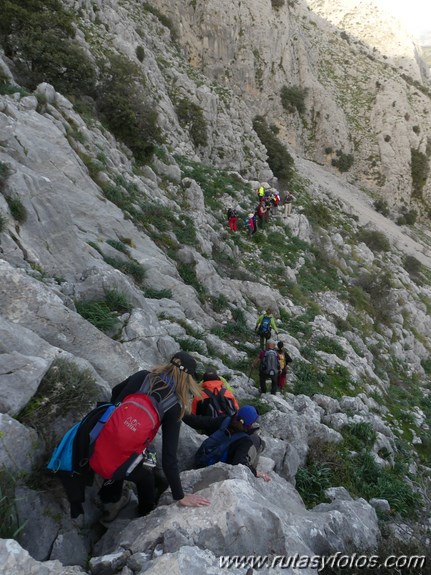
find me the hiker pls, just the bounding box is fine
[191,370,239,417]
[227,206,238,232]
[277,341,292,390]
[271,191,280,214]
[282,191,295,217]
[255,307,278,349]
[183,405,271,481]
[258,340,280,395]
[246,212,257,235]
[256,185,265,200]
[256,200,266,229]
[54,351,210,524]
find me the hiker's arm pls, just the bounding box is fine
[182,413,225,434]
[229,437,258,476]
[161,404,184,500]
[270,317,278,333]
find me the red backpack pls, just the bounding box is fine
[89,375,177,480]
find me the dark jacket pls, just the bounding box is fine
[183,413,261,476]
[110,370,184,500]
[58,369,185,507]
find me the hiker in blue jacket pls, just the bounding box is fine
[183,405,271,481]
[255,307,278,349]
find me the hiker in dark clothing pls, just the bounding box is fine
[58,351,210,523]
[183,405,271,481]
[258,340,280,395]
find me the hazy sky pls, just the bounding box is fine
[375,0,430,36]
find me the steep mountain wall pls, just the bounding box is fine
[151,0,431,209]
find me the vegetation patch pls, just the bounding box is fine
[280,84,308,114]
[17,358,99,445]
[175,97,208,148]
[0,470,24,540]
[75,289,132,334]
[5,196,27,223]
[296,438,421,517]
[253,116,295,184]
[97,53,161,163]
[1,0,96,96]
[410,148,429,199]
[356,228,390,252]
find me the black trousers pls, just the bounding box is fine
[259,372,278,395]
[98,465,158,515]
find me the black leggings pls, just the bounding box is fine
[98,465,157,515]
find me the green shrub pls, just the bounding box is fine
[301,200,332,227]
[271,0,285,7]
[75,300,119,332]
[253,115,295,183]
[0,213,7,233]
[355,271,393,324]
[210,293,229,313]
[0,471,24,540]
[411,148,429,198]
[296,463,332,506]
[396,209,417,226]
[103,255,146,284]
[136,45,145,62]
[175,337,205,354]
[17,358,99,438]
[171,215,198,246]
[373,198,389,216]
[314,336,347,359]
[404,254,422,279]
[331,150,354,172]
[1,0,96,95]
[143,4,178,40]
[0,162,10,193]
[343,421,376,451]
[106,238,130,254]
[5,196,27,223]
[104,288,133,313]
[176,98,208,148]
[177,262,206,298]
[143,287,173,299]
[97,53,161,163]
[298,438,421,516]
[280,84,308,114]
[356,228,390,252]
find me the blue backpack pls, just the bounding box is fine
[47,403,115,474]
[194,417,248,468]
[258,315,272,336]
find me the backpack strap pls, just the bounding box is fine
[88,404,116,445]
[203,387,224,415]
[138,373,179,419]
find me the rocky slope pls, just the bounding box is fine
[0,0,430,573]
[151,0,431,209]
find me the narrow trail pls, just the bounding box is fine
[296,157,431,269]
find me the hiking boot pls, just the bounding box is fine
[141,447,157,468]
[100,489,131,525]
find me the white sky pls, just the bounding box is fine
[375,0,431,36]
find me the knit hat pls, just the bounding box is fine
[202,370,219,382]
[170,351,197,376]
[236,405,259,427]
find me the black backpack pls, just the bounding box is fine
[198,388,237,418]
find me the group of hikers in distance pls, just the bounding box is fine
[49,332,292,525]
[227,184,294,234]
